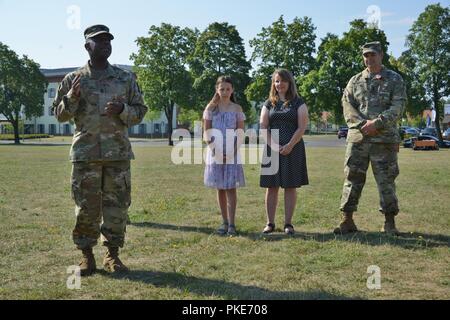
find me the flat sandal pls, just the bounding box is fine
[262,223,275,234]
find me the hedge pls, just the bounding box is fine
[0,134,51,140]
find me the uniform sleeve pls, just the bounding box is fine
[52,74,79,123]
[374,75,407,130]
[342,77,367,130]
[119,76,148,127]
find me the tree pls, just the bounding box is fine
[131,23,198,146]
[390,51,430,118]
[0,42,47,144]
[189,22,252,115]
[299,34,343,124]
[406,4,450,142]
[300,20,390,124]
[247,16,316,108]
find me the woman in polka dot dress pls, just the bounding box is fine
[203,76,246,236]
[259,69,309,235]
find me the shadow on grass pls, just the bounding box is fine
[132,222,449,249]
[97,269,362,300]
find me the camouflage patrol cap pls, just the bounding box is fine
[84,25,114,41]
[362,41,382,54]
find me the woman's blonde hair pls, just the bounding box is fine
[208,76,237,108]
[269,69,299,107]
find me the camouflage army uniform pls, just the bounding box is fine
[340,66,406,215]
[53,63,147,249]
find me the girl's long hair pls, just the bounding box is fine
[208,76,237,109]
[269,69,299,107]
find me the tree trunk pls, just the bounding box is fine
[434,93,443,143]
[165,103,174,146]
[12,116,20,145]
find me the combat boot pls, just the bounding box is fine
[103,246,129,273]
[79,247,96,277]
[333,212,358,234]
[381,213,400,236]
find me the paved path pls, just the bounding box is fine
[1,136,347,148]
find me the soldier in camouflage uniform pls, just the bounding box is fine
[53,25,148,275]
[334,42,406,236]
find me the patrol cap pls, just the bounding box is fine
[362,41,382,54]
[84,25,114,41]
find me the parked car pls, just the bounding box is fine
[403,135,450,149]
[442,128,450,140]
[403,128,420,139]
[338,126,348,139]
[420,127,438,137]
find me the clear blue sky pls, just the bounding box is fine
[0,0,447,69]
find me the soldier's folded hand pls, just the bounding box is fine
[105,100,124,116]
[361,120,379,137]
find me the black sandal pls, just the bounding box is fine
[262,223,275,234]
[284,224,295,235]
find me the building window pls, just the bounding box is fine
[38,124,45,134]
[49,124,56,135]
[64,124,71,135]
[24,124,35,134]
[139,124,147,135]
[48,88,56,99]
[154,123,160,133]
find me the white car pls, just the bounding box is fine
[443,128,450,140]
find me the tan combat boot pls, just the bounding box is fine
[103,247,129,273]
[381,213,400,236]
[333,212,358,234]
[79,247,96,277]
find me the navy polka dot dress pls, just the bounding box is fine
[260,97,309,189]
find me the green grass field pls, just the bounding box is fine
[0,137,449,300]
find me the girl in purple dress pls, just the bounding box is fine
[203,76,246,236]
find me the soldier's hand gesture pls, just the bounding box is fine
[68,75,81,99]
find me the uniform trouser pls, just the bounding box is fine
[340,142,399,215]
[71,160,131,249]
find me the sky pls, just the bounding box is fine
[0,0,448,69]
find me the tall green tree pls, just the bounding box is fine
[390,51,430,118]
[300,20,390,124]
[0,42,47,144]
[131,23,197,146]
[247,16,316,108]
[406,3,449,141]
[299,33,342,123]
[189,22,251,115]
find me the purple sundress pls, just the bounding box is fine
[203,109,246,190]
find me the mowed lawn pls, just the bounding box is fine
[0,137,449,300]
